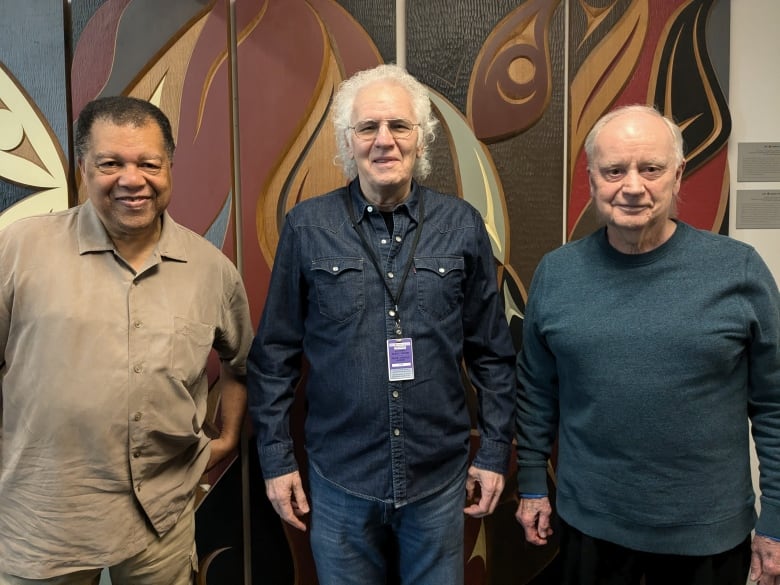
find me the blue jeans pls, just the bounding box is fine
[308,468,465,585]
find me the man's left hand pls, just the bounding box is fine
[463,466,504,518]
[751,534,780,584]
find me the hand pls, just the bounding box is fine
[463,466,504,518]
[265,471,310,532]
[751,534,780,584]
[515,496,553,545]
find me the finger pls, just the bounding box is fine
[514,505,527,526]
[463,502,483,517]
[537,512,552,538]
[538,524,553,540]
[522,523,547,546]
[463,496,491,517]
[283,512,308,532]
[275,500,307,531]
[750,551,762,582]
[465,475,476,500]
[482,486,500,515]
[292,480,310,515]
[463,487,494,518]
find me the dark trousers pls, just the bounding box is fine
[559,520,751,585]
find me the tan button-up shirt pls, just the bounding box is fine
[0,201,253,578]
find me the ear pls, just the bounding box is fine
[587,167,596,199]
[673,159,686,194]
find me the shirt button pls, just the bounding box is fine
[387,272,394,279]
[438,267,445,274]
[395,236,402,243]
[133,320,142,328]
[392,390,399,399]
[380,238,388,244]
[133,412,142,421]
[393,428,400,436]
[133,450,141,458]
[389,310,396,317]
[133,364,142,373]
[332,266,339,272]
[367,205,374,213]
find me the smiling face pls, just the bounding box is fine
[79,118,172,246]
[348,81,422,207]
[588,110,684,251]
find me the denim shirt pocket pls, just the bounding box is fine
[311,257,365,322]
[414,256,465,320]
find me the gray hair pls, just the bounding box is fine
[331,64,438,180]
[584,104,685,169]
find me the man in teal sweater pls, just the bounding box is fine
[515,105,780,584]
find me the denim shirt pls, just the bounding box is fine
[248,180,515,506]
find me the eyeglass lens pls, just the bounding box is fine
[352,119,417,140]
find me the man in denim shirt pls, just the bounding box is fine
[248,64,515,584]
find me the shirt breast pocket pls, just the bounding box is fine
[414,256,465,320]
[171,316,215,386]
[311,257,365,322]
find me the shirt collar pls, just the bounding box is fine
[348,178,422,224]
[77,200,188,262]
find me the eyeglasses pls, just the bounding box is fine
[349,119,420,141]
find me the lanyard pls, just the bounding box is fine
[343,189,425,337]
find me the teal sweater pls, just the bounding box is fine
[516,222,780,555]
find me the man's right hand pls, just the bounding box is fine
[515,496,553,545]
[265,471,310,532]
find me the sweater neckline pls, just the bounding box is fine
[597,220,687,266]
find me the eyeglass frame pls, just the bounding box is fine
[348,118,421,141]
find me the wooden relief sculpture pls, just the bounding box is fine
[0,0,730,583]
[569,0,730,241]
[0,65,68,228]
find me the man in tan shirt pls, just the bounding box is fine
[0,96,253,584]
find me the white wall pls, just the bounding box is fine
[729,4,780,582]
[729,0,780,278]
